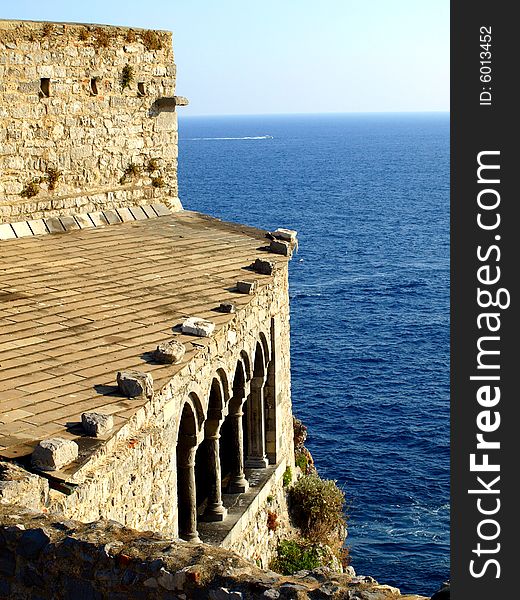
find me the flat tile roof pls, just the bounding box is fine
[0,210,284,478]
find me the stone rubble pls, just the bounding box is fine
[271,228,298,242]
[252,258,276,275]
[269,239,292,257]
[236,280,257,294]
[31,438,79,471]
[81,412,114,437]
[117,369,154,398]
[154,339,186,364]
[181,316,216,337]
[219,301,237,313]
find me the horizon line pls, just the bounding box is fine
[178,110,450,118]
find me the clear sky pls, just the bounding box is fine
[1,1,449,115]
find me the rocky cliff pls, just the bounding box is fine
[0,505,429,600]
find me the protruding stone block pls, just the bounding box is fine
[181,317,215,337]
[154,340,186,364]
[117,370,154,398]
[252,258,276,275]
[31,438,79,471]
[81,412,114,437]
[269,239,291,257]
[218,301,236,314]
[236,280,257,294]
[272,227,297,242]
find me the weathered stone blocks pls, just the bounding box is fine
[252,258,276,275]
[218,301,236,314]
[31,438,79,471]
[154,340,186,364]
[272,228,297,242]
[269,239,291,257]
[117,370,154,398]
[81,412,114,437]
[236,280,257,294]
[0,21,180,225]
[181,317,215,337]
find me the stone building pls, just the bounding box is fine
[0,19,297,564]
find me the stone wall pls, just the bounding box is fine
[0,20,182,223]
[220,460,295,568]
[0,505,429,600]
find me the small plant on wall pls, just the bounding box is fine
[20,180,40,198]
[120,64,134,91]
[141,30,162,51]
[78,27,89,42]
[267,510,279,531]
[146,158,160,174]
[45,167,62,191]
[151,176,165,188]
[120,163,141,185]
[94,27,111,49]
[41,23,53,38]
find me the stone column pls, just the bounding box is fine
[228,388,249,493]
[245,375,269,468]
[177,442,200,542]
[202,431,227,522]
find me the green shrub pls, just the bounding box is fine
[270,540,322,575]
[282,466,292,487]
[289,474,345,543]
[295,451,308,471]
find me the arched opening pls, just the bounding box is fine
[244,342,269,469]
[176,401,200,542]
[197,378,228,522]
[219,416,234,486]
[264,319,278,464]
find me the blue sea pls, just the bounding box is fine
[178,113,450,597]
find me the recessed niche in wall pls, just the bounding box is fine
[39,78,50,98]
[137,82,147,97]
[90,78,99,96]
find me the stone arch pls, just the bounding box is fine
[264,317,278,464]
[186,389,205,434]
[253,341,266,378]
[243,341,269,469]
[215,367,231,405]
[195,377,228,523]
[176,401,200,542]
[258,330,271,365]
[226,358,250,493]
[240,349,252,381]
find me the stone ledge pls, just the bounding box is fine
[0,202,174,241]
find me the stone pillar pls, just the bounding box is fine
[245,376,269,468]
[202,432,227,521]
[228,388,249,493]
[177,442,200,542]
